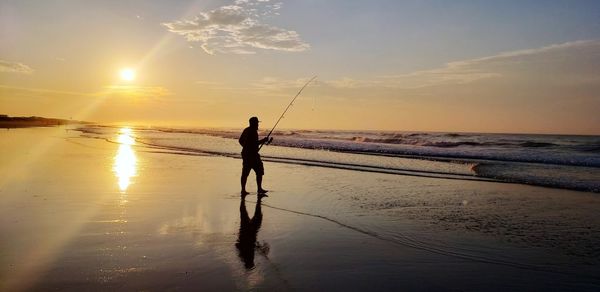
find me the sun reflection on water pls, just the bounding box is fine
[113,127,137,193]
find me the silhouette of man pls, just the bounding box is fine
[239,116,271,195]
[235,195,268,270]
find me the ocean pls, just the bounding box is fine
[76,126,600,193]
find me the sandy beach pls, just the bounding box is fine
[1,127,599,291]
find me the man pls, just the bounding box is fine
[239,116,271,195]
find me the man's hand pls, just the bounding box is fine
[259,137,274,145]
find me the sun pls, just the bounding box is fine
[120,68,136,81]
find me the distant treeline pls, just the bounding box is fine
[0,114,89,128]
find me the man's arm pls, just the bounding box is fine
[239,129,247,147]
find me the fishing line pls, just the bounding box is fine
[259,76,317,151]
[311,80,317,112]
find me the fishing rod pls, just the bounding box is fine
[259,76,317,151]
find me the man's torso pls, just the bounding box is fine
[240,127,259,156]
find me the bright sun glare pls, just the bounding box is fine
[114,127,137,192]
[120,68,136,81]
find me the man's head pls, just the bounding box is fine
[249,116,259,129]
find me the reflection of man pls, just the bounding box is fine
[235,196,268,270]
[239,117,271,195]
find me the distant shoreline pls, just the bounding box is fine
[0,114,89,129]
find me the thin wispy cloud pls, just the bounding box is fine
[327,40,600,90]
[0,60,34,74]
[102,85,173,99]
[213,39,599,103]
[0,85,172,100]
[250,76,309,90]
[162,0,309,54]
[0,85,90,98]
[325,78,384,89]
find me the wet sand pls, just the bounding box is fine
[1,127,599,291]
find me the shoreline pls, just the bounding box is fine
[75,124,600,193]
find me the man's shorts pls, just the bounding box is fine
[242,153,264,176]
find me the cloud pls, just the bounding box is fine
[195,80,225,86]
[190,76,319,98]
[0,85,90,98]
[326,40,600,89]
[163,0,309,54]
[250,76,310,90]
[0,84,173,100]
[246,77,305,97]
[198,40,599,102]
[385,64,501,88]
[0,60,34,74]
[325,77,384,89]
[193,80,254,92]
[101,85,172,99]
[324,65,498,90]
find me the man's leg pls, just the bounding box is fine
[241,167,250,195]
[256,157,267,193]
[257,174,263,192]
[256,173,268,193]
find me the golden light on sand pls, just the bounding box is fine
[119,68,136,81]
[113,128,137,192]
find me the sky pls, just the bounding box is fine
[1,0,600,134]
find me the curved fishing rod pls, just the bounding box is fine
[259,76,317,151]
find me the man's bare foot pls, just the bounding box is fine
[257,189,269,194]
[241,190,249,196]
